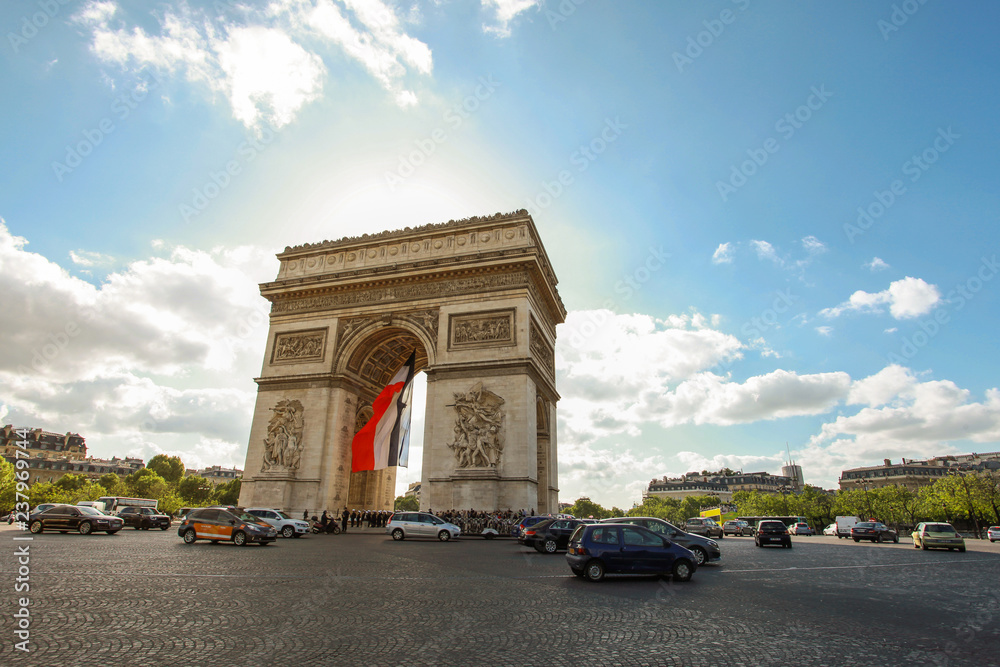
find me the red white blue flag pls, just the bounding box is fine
[351,352,415,472]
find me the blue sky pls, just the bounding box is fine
[2,1,998,508]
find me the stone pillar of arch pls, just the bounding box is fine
[238,210,565,517]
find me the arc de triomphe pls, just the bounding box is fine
[238,210,565,515]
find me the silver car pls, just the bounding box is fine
[245,508,311,538]
[387,512,461,541]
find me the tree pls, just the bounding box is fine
[178,475,213,505]
[125,468,169,499]
[27,482,73,506]
[0,458,15,511]
[394,495,418,511]
[98,473,126,496]
[213,478,241,506]
[54,473,90,493]
[146,455,185,484]
[564,497,612,519]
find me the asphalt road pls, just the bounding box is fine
[2,524,998,666]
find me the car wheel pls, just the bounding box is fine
[672,559,693,582]
[233,531,248,547]
[60,531,68,534]
[853,538,860,542]
[78,522,92,535]
[959,547,966,552]
[183,529,197,544]
[893,535,899,544]
[787,542,792,549]
[134,526,141,530]
[107,530,119,535]
[484,533,495,540]
[438,530,451,542]
[690,546,708,565]
[293,533,302,538]
[543,539,558,554]
[260,542,271,547]
[875,535,882,543]
[210,540,219,544]
[584,560,605,582]
[160,525,168,531]
[29,521,43,534]
[282,526,295,539]
[392,528,404,541]
[572,568,584,578]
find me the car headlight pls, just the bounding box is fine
[707,540,718,548]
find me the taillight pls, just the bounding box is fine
[525,530,536,536]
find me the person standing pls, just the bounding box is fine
[341,507,349,533]
[302,509,309,521]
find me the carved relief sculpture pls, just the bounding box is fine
[272,329,327,363]
[449,309,515,350]
[448,382,506,468]
[261,399,305,472]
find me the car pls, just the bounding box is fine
[30,503,71,515]
[835,515,861,539]
[684,517,724,539]
[911,522,966,552]
[723,520,753,536]
[522,517,589,553]
[789,522,815,536]
[512,515,549,539]
[566,523,698,582]
[246,507,311,538]
[754,520,791,548]
[386,512,461,541]
[28,505,123,535]
[823,523,838,536]
[851,521,898,543]
[988,526,1000,543]
[177,507,277,546]
[118,506,172,530]
[601,516,721,566]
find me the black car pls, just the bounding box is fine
[523,518,590,553]
[28,505,123,535]
[754,520,791,548]
[177,507,277,546]
[601,517,721,566]
[119,506,172,530]
[566,523,698,582]
[851,521,899,543]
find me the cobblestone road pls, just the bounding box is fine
[2,524,999,666]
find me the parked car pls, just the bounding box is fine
[822,523,838,536]
[386,512,461,542]
[512,515,549,539]
[177,507,277,546]
[911,522,966,552]
[684,517,724,539]
[246,508,311,538]
[851,521,898,543]
[835,515,861,539]
[754,520,791,548]
[723,520,753,536]
[522,517,589,553]
[28,505,123,535]
[119,506,172,531]
[789,522,815,536]
[988,526,1000,543]
[566,523,697,582]
[601,516,721,566]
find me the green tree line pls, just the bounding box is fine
[1,454,242,516]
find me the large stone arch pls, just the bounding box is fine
[238,210,565,516]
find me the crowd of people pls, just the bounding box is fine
[309,508,394,532]
[304,507,540,536]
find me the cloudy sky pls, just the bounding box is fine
[2,1,998,508]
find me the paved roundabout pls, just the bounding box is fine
[2,525,998,666]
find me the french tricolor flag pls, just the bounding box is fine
[351,352,416,472]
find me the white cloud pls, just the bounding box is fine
[712,242,733,265]
[801,235,826,254]
[69,249,114,267]
[883,327,897,334]
[815,325,832,336]
[481,0,539,37]
[819,276,941,320]
[751,239,782,265]
[76,0,433,129]
[866,257,890,271]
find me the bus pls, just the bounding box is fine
[97,497,159,514]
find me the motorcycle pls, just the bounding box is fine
[311,519,341,534]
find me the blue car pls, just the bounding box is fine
[566,523,697,582]
[512,515,549,540]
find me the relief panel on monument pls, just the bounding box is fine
[261,399,304,472]
[529,317,555,379]
[270,328,328,364]
[448,382,506,468]
[448,308,515,351]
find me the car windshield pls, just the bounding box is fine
[926,524,957,533]
[856,522,875,528]
[237,512,264,523]
[78,507,103,516]
[274,511,291,519]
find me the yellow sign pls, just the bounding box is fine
[699,508,722,519]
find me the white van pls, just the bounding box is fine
[835,516,861,538]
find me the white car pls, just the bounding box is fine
[386,512,461,541]
[988,526,1000,543]
[823,523,838,536]
[245,508,311,538]
[789,522,814,535]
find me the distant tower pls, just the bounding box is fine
[782,443,804,492]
